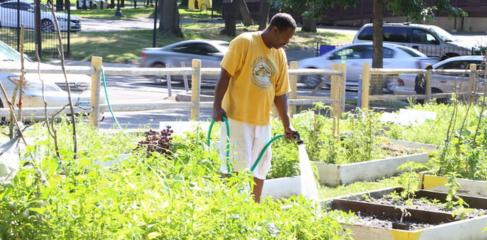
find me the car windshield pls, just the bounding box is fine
[0,41,31,62]
[431,26,454,42]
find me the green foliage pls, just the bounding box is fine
[0,121,349,239]
[386,0,467,22]
[385,102,487,181]
[268,138,299,179]
[397,162,427,200]
[294,105,403,164]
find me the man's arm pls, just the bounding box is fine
[274,94,296,139]
[212,69,232,121]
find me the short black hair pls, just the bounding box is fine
[269,13,297,31]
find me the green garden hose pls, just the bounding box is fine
[250,134,284,172]
[100,67,121,129]
[207,116,232,173]
[207,118,302,174]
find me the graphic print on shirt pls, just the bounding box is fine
[251,56,276,89]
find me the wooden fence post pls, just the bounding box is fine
[425,68,432,101]
[360,63,370,110]
[469,63,477,103]
[331,64,345,138]
[289,61,298,116]
[191,59,201,121]
[89,56,103,128]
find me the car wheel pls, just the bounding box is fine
[432,88,449,104]
[150,62,166,83]
[41,19,55,32]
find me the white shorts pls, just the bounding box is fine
[219,118,272,180]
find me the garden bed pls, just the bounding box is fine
[420,174,487,198]
[325,187,487,240]
[314,140,433,186]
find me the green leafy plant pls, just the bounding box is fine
[0,121,351,239]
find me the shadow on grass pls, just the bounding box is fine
[72,7,155,20]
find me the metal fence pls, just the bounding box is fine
[0,0,71,59]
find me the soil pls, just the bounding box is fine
[351,213,434,230]
[360,195,487,220]
[380,141,420,157]
[334,189,487,231]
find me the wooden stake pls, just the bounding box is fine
[89,56,103,128]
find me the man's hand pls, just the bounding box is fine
[284,127,298,140]
[213,106,226,122]
[213,69,231,122]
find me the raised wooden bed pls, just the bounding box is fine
[420,174,487,198]
[314,140,436,186]
[324,187,487,240]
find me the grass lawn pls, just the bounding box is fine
[319,176,401,200]
[72,7,155,20]
[71,7,219,20]
[69,23,353,63]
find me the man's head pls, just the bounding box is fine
[265,13,296,49]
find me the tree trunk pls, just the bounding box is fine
[372,0,383,69]
[56,0,63,11]
[258,0,270,30]
[371,0,383,94]
[159,0,183,37]
[221,0,236,36]
[302,17,317,32]
[236,0,252,26]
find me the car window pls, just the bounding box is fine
[357,27,373,41]
[437,61,478,70]
[411,29,439,45]
[2,2,31,10]
[330,45,376,60]
[383,27,409,43]
[19,2,32,10]
[171,43,219,55]
[1,2,19,9]
[383,47,395,58]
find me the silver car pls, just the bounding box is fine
[140,40,229,82]
[353,23,479,60]
[298,42,437,90]
[389,55,486,96]
[0,40,100,120]
[0,0,81,32]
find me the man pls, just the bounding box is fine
[212,13,297,203]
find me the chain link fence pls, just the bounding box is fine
[0,0,72,59]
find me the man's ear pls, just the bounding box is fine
[270,26,280,34]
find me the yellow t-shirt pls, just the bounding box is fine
[221,32,290,126]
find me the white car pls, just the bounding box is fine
[0,0,81,32]
[353,23,479,60]
[388,55,486,96]
[298,42,437,90]
[0,40,99,120]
